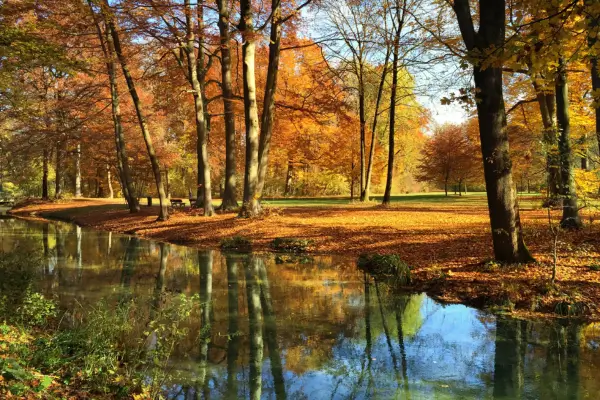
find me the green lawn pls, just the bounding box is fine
[38,192,549,214]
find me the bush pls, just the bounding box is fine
[357,254,411,285]
[270,237,314,253]
[16,293,57,328]
[221,236,252,251]
[0,254,43,320]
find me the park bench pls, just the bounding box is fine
[170,198,186,209]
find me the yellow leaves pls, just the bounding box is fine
[575,169,600,199]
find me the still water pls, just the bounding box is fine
[1,217,599,399]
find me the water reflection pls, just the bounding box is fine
[1,218,599,399]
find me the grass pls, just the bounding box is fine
[31,192,545,213]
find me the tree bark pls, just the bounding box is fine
[239,0,261,217]
[75,143,82,198]
[107,164,114,199]
[365,46,392,203]
[533,81,560,204]
[104,6,168,220]
[284,161,293,195]
[184,0,213,216]
[88,0,139,211]
[255,0,282,204]
[105,25,138,211]
[358,61,367,201]
[42,148,49,200]
[383,3,403,206]
[588,0,600,155]
[54,141,63,199]
[555,58,582,229]
[217,0,238,211]
[453,0,533,262]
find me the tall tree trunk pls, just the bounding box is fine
[42,148,49,200]
[239,0,261,217]
[184,0,213,216]
[533,81,560,204]
[284,160,293,195]
[255,0,282,205]
[97,166,105,198]
[453,0,533,262]
[104,4,168,221]
[104,22,138,211]
[358,64,367,201]
[365,49,392,203]
[75,143,82,198]
[107,164,114,199]
[383,4,403,206]
[55,141,63,199]
[88,0,139,212]
[555,58,582,229]
[588,0,600,156]
[217,0,238,211]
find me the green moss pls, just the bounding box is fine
[589,264,600,272]
[357,254,411,285]
[270,237,314,253]
[220,236,252,251]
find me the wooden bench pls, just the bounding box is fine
[189,198,198,209]
[170,198,186,208]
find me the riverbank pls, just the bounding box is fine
[8,196,600,320]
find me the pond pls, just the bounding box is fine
[1,217,599,399]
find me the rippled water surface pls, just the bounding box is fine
[1,217,599,399]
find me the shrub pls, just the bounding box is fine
[16,293,56,328]
[270,237,314,253]
[0,254,43,321]
[357,254,411,285]
[221,236,252,251]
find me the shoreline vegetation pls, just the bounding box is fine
[7,194,600,321]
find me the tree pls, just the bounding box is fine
[216,0,238,211]
[417,123,480,195]
[383,0,407,205]
[87,0,139,212]
[449,0,534,262]
[238,0,262,217]
[321,0,391,202]
[102,1,169,221]
[182,0,214,216]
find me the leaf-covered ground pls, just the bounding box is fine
[9,194,600,320]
